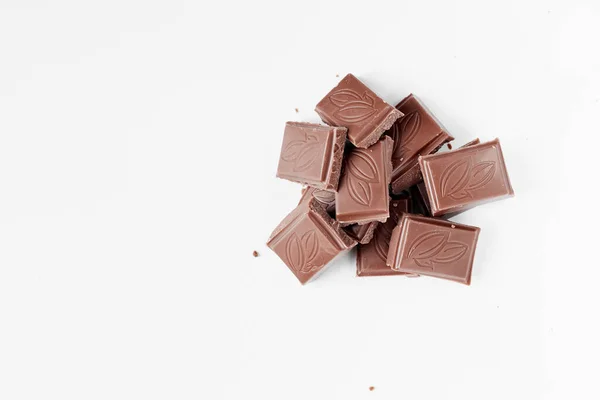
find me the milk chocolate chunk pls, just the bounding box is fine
[267,198,356,285]
[387,214,480,285]
[336,136,393,225]
[387,94,454,193]
[315,74,403,148]
[357,198,413,277]
[419,138,514,216]
[277,122,347,191]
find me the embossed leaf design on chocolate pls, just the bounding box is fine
[408,231,449,269]
[347,175,371,206]
[433,242,467,264]
[467,161,496,190]
[398,111,421,152]
[285,233,304,272]
[440,157,497,199]
[330,89,377,123]
[301,230,319,264]
[408,231,468,268]
[348,150,379,183]
[281,134,321,172]
[345,149,379,206]
[329,89,363,107]
[440,158,472,200]
[312,189,336,205]
[281,140,305,162]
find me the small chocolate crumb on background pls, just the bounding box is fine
[295,108,299,113]
[336,73,339,77]
[447,143,453,150]
[369,386,375,391]
[252,250,259,257]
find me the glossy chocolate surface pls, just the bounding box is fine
[277,122,347,190]
[267,198,356,284]
[315,74,402,148]
[387,214,480,284]
[419,138,514,216]
[335,137,393,225]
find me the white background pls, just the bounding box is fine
[1,1,599,399]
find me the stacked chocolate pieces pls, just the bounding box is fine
[268,74,514,285]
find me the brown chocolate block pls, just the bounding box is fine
[315,74,403,148]
[357,198,413,277]
[419,138,514,216]
[267,198,356,285]
[387,94,454,194]
[299,186,336,214]
[335,136,393,225]
[277,122,347,191]
[387,214,480,285]
[345,221,379,245]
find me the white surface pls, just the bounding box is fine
[0,1,599,399]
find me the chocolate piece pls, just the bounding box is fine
[419,138,514,216]
[277,122,347,191]
[252,250,259,257]
[315,74,403,148]
[357,198,412,277]
[335,136,393,225]
[387,214,480,285]
[299,186,336,214]
[345,221,379,245]
[267,198,356,284]
[387,94,454,194]
[459,138,480,148]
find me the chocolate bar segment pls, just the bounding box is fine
[419,138,514,216]
[357,198,412,277]
[387,214,480,285]
[267,198,356,284]
[315,74,403,148]
[387,94,454,193]
[336,136,393,225]
[277,122,347,191]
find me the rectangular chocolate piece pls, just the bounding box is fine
[357,198,414,277]
[335,136,393,225]
[315,74,403,148]
[387,94,454,194]
[277,122,347,191]
[267,198,356,284]
[419,138,514,216]
[387,214,480,285]
[345,221,379,245]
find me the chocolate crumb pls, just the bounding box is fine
[336,74,339,77]
[447,143,453,150]
[369,386,375,391]
[253,250,259,257]
[295,108,299,113]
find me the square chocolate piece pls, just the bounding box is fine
[277,122,347,191]
[419,138,514,216]
[315,74,403,148]
[357,198,414,277]
[387,214,480,285]
[387,94,454,193]
[335,136,393,225]
[267,198,356,285]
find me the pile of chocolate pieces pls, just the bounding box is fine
[267,74,514,285]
